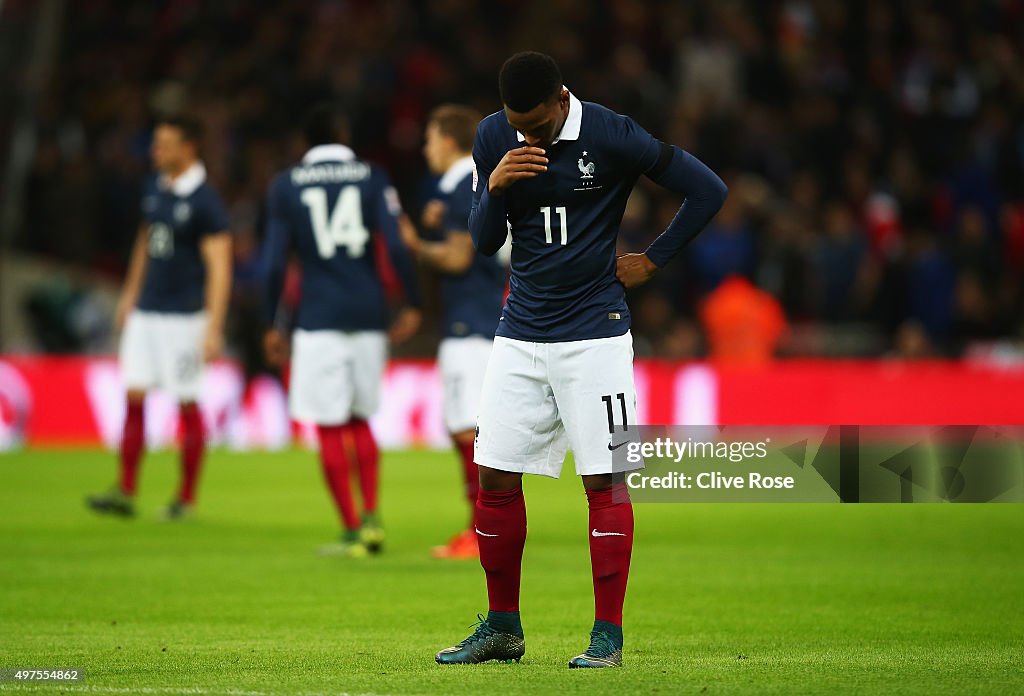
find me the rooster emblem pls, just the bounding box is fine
[578,154,595,179]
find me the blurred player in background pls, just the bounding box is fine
[87,116,232,520]
[435,52,727,668]
[262,104,422,558]
[402,105,508,560]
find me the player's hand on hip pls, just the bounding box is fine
[489,147,547,194]
[616,253,659,289]
[202,327,224,363]
[263,328,288,368]
[388,306,422,345]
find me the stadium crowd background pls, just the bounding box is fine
[3,0,1024,365]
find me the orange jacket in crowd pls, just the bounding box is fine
[700,275,786,366]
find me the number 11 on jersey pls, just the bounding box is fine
[540,206,567,245]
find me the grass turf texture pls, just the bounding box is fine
[1,448,1021,696]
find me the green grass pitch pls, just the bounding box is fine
[1,448,1022,695]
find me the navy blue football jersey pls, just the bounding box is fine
[136,164,230,313]
[437,157,506,338]
[263,144,420,331]
[469,94,662,342]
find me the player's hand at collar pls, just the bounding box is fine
[615,253,658,289]
[488,147,548,195]
[388,306,422,345]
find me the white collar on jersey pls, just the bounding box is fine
[438,155,475,194]
[515,87,582,144]
[160,162,207,197]
[302,144,356,164]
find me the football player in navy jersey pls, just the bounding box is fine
[401,105,508,560]
[435,53,727,668]
[262,104,422,558]
[87,115,232,521]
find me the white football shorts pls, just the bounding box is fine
[119,310,206,401]
[288,329,387,425]
[438,335,492,434]
[474,331,640,478]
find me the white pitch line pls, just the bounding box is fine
[0,686,394,696]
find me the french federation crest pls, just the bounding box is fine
[174,201,192,223]
[578,151,595,179]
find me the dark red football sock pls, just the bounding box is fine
[587,483,634,626]
[178,402,205,504]
[318,424,360,530]
[476,487,527,613]
[119,400,145,495]
[456,438,479,515]
[346,418,379,514]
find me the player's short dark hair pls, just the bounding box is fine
[303,103,350,147]
[155,114,203,146]
[427,104,481,152]
[499,51,562,113]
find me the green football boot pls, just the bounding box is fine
[318,529,369,558]
[85,487,135,518]
[158,499,195,522]
[568,626,623,668]
[359,511,384,554]
[435,614,525,665]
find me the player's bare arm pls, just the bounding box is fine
[115,224,151,332]
[262,328,288,368]
[388,306,422,345]
[200,232,232,361]
[488,146,547,194]
[406,223,476,275]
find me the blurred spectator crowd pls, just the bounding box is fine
[4,0,1024,361]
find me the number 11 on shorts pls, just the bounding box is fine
[602,392,628,433]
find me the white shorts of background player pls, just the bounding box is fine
[288,329,387,425]
[120,310,206,401]
[438,335,493,434]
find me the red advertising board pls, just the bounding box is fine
[1,357,1023,450]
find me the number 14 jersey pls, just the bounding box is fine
[264,144,418,331]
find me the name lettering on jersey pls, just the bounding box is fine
[291,161,370,186]
[472,162,478,192]
[574,150,603,192]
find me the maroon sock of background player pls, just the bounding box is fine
[476,487,527,612]
[119,400,145,495]
[178,403,205,504]
[346,418,379,514]
[317,424,360,530]
[586,483,634,626]
[456,439,479,521]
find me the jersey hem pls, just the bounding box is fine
[493,324,631,344]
